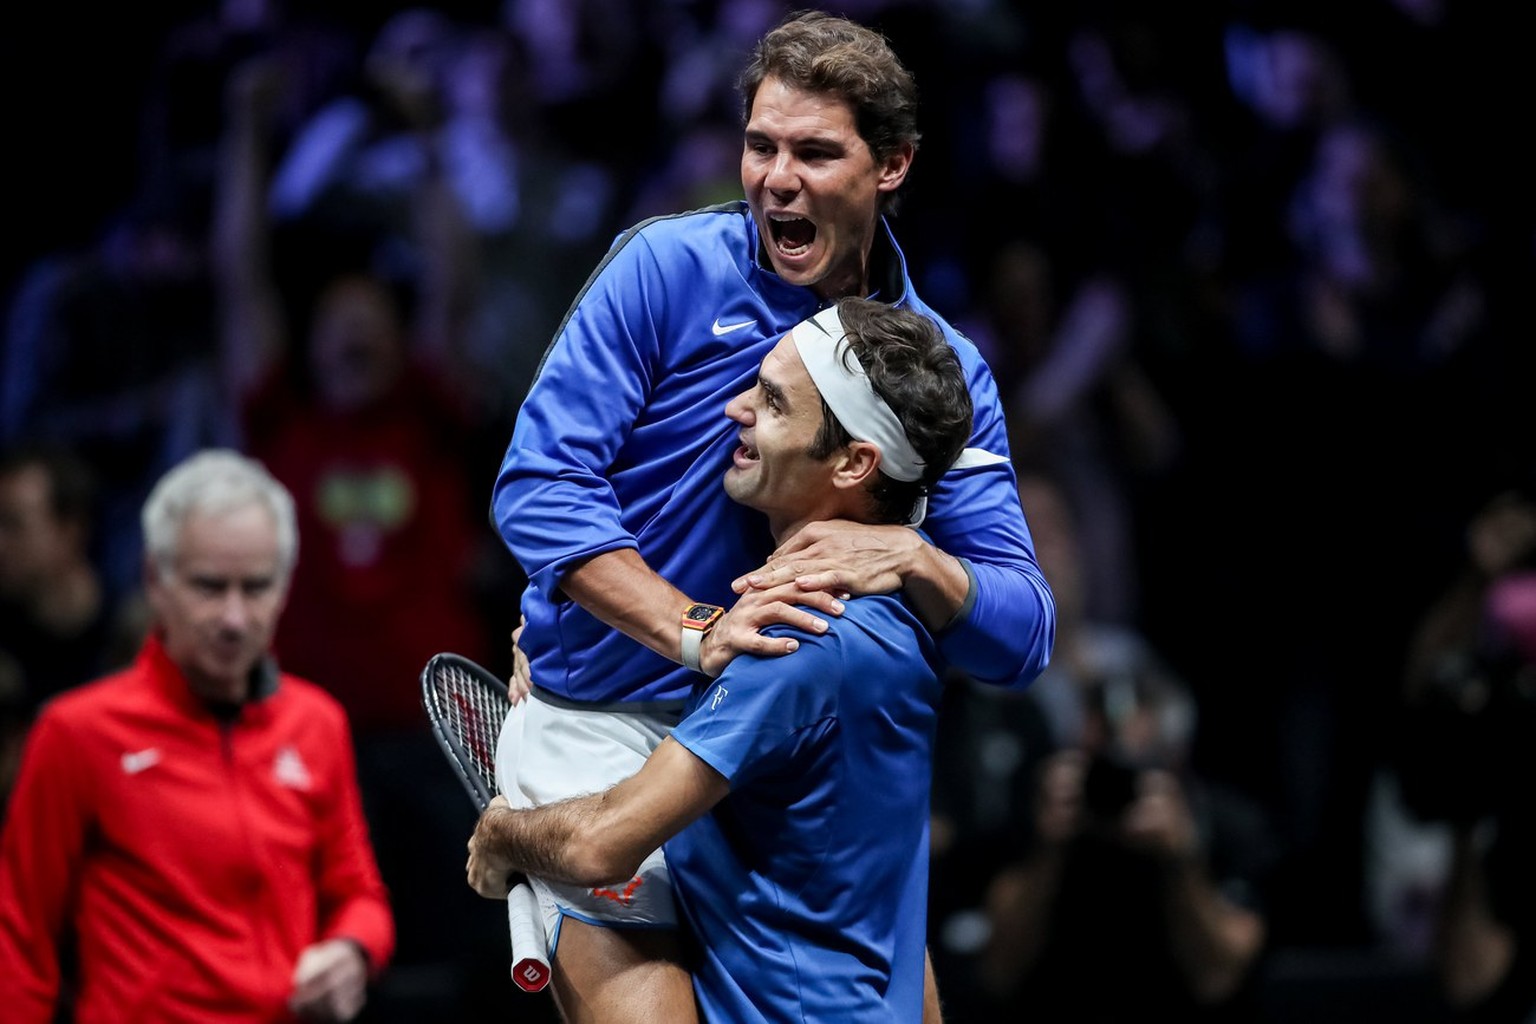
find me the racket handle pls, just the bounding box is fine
[508,881,551,992]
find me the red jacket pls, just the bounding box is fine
[0,635,395,1023]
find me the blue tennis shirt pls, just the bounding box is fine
[668,595,942,1022]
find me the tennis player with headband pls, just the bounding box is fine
[472,297,975,1022]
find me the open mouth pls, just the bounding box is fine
[735,437,760,467]
[769,215,816,258]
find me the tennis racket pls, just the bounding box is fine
[421,651,551,993]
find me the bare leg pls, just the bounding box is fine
[548,919,697,1024]
[923,946,945,1024]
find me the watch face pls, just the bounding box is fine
[685,604,721,623]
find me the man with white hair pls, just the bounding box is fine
[0,449,394,1023]
[471,298,973,1022]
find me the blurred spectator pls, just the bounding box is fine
[1389,483,1536,1021]
[946,65,1111,379]
[432,20,633,409]
[972,668,1273,1022]
[0,448,394,1023]
[1324,2,1531,275]
[266,8,617,414]
[214,48,500,727]
[946,63,1095,365]
[1268,117,1484,369]
[927,471,1073,992]
[1203,111,1494,947]
[1433,820,1536,1024]
[1055,10,1233,374]
[1218,18,1357,283]
[646,0,785,135]
[968,239,1180,627]
[621,115,744,225]
[264,9,480,285]
[0,652,24,819]
[499,0,663,184]
[0,443,142,714]
[137,0,357,232]
[948,58,1184,627]
[932,471,1275,1022]
[0,185,237,598]
[212,46,518,1018]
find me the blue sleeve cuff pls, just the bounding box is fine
[934,558,1055,688]
[938,557,978,635]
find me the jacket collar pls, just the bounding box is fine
[139,632,281,722]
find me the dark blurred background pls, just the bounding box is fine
[2,1,1533,1021]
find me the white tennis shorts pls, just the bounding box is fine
[494,689,684,949]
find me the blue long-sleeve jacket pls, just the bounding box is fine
[493,202,1054,703]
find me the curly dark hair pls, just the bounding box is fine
[737,10,921,210]
[805,298,972,525]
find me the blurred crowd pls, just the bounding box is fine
[2,1,1533,1021]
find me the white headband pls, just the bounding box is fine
[791,305,926,484]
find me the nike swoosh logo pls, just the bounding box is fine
[711,318,757,336]
[121,748,162,775]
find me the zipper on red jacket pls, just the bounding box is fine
[221,718,285,1001]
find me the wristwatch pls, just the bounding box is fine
[680,602,725,673]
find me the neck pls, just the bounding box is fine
[770,500,872,548]
[811,266,868,305]
[769,517,811,548]
[180,660,254,708]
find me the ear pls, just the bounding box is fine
[830,441,883,492]
[875,142,914,196]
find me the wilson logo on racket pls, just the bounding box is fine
[591,876,644,906]
[515,960,550,991]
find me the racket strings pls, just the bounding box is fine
[435,663,508,795]
[420,655,551,993]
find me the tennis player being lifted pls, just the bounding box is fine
[473,297,973,1022]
